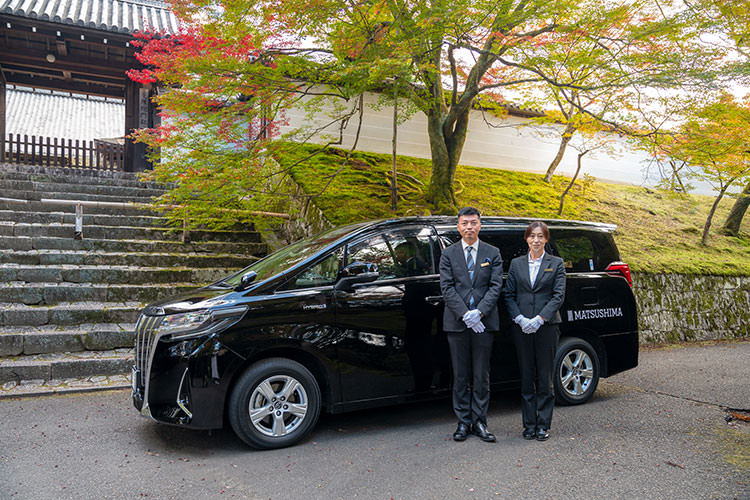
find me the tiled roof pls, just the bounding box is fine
[6,86,125,141]
[0,0,180,35]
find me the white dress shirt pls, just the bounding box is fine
[528,251,545,286]
[461,239,478,261]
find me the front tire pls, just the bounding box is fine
[554,337,600,405]
[228,358,321,450]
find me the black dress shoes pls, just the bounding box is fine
[536,428,550,441]
[472,422,496,443]
[453,422,470,441]
[522,428,536,440]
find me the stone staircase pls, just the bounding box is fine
[0,164,267,395]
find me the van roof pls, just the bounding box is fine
[358,216,618,233]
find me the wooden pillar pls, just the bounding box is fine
[124,80,153,172]
[0,68,6,164]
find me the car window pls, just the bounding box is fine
[388,230,434,277]
[347,235,399,280]
[284,251,342,289]
[550,230,620,272]
[220,222,366,286]
[554,234,596,271]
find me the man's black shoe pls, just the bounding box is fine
[453,422,470,441]
[522,428,536,440]
[536,428,550,441]
[472,422,496,443]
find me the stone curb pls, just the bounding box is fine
[0,374,130,399]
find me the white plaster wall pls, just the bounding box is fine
[280,91,715,195]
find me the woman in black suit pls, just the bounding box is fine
[504,221,566,441]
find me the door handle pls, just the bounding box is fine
[424,295,444,305]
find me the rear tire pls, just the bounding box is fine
[554,337,600,405]
[228,358,321,449]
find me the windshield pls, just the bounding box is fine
[219,222,368,287]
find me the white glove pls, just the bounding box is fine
[514,315,532,333]
[523,315,545,334]
[471,320,486,334]
[463,309,482,328]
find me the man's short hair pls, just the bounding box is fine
[457,207,481,219]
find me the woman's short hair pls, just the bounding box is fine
[524,221,550,240]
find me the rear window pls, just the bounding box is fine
[551,230,619,272]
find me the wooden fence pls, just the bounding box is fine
[2,134,124,171]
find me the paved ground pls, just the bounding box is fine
[0,341,748,500]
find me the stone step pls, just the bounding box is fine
[0,249,253,268]
[0,187,156,204]
[0,198,162,217]
[0,323,135,355]
[0,265,235,285]
[0,302,143,327]
[0,283,202,306]
[0,222,261,242]
[0,235,267,254]
[0,163,163,189]
[0,209,167,227]
[0,348,133,385]
[0,178,165,198]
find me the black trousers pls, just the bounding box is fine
[513,323,559,430]
[446,329,494,426]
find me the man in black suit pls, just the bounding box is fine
[439,207,503,442]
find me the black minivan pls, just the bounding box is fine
[131,216,638,449]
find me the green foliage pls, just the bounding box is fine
[130,0,728,216]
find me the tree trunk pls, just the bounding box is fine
[558,150,588,215]
[721,180,750,236]
[702,182,732,245]
[425,107,469,214]
[544,124,577,183]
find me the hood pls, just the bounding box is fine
[142,285,244,316]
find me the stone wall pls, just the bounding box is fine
[633,272,750,344]
[259,166,333,252]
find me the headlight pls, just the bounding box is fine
[156,306,248,340]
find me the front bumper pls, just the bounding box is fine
[131,315,242,429]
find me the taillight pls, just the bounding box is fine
[606,262,632,287]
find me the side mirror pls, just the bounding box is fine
[335,262,379,292]
[234,271,258,291]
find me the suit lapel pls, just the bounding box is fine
[471,242,480,284]
[454,242,472,284]
[532,253,552,291]
[521,254,532,289]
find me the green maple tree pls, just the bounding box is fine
[130,0,727,219]
[647,94,750,245]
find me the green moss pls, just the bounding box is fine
[714,425,750,472]
[273,143,750,276]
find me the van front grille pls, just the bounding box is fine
[134,314,164,384]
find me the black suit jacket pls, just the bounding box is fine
[439,240,503,332]
[504,253,566,324]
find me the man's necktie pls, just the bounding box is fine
[466,246,475,307]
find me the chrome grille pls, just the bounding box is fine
[134,314,164,383]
